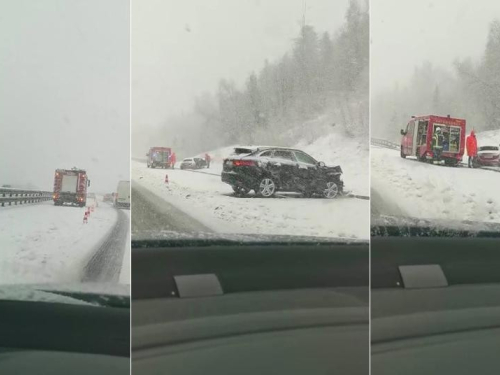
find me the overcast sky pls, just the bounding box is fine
[372,0,500,94]
[132,0,350,130]
[0,0,129,193]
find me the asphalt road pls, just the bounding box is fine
[131,182,212,234]
[83,208,129,282]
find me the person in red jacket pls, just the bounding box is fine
[466,130,478,168]
[170,152,177,169]
[205,153,211,168]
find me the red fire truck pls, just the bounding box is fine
[53,168,90,207]
[400,115,466,166]
[147,147,173,169]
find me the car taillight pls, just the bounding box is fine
[233,160,255,167]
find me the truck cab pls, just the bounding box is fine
[147,147,172,169]
[53,168,90,207]
[400,115,466,166]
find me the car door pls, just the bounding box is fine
[271,150,297,189]
[293,151,318,186]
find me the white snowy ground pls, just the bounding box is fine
[132,133,369,240]
[371,146,500,224]
[0,197,119,285]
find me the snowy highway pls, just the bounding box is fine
[371,146,500,225]
[0,197,130,285]
[131,158,369,240]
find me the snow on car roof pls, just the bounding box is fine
[234,145,301,153]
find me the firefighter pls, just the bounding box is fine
[466,130,478,168]
[170,152,177,169]
[432,127,444,162]
[205,153,211,168]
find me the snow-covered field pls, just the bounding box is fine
[371,146,500,224]
[132,133,369,240]
[0,197,124,285]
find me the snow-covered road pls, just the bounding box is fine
[132,159,369,239]
[0,198,130,285]
[371,146,500,224]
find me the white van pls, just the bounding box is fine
[114,180,130,209]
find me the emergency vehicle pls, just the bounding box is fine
[400,115,466,166]
[53,168,90,207]
[147,147,172,168]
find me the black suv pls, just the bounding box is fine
[221,147,343,198]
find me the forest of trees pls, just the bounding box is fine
[143,0,368,157]
[373,19,500,141]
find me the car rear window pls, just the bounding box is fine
[233,147,255,154]
[479,146,499,151]
[259,150,273,157]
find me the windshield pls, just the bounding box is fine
[131,0,369,242]
[371,0,500,235]
[0,0,130,302]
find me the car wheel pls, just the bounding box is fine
[323,181,339,199]
[257,177,276,198]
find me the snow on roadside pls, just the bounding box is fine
[0,200,118,285]
[132,160,369,239]
[371,146,500,224]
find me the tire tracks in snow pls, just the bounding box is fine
[82,208,129,283]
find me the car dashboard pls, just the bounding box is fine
[132,241,369,375]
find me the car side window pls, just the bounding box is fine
[260,150,273,157]
[273,150,295,161]
[294,151,317,165]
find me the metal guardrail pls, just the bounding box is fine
[371,138,400,150]
[0,188,52,207]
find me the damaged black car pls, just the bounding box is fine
[221,147,343,198]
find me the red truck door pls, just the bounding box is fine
[402,121,415,156]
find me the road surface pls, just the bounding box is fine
[0,197,129,285]
[132,182,212,233]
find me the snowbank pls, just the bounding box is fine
[0,201,118,285]
[371,147,500,224]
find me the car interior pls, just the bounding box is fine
[371,226,500,375]
[0,295,130,375]
[131,239,369,375]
